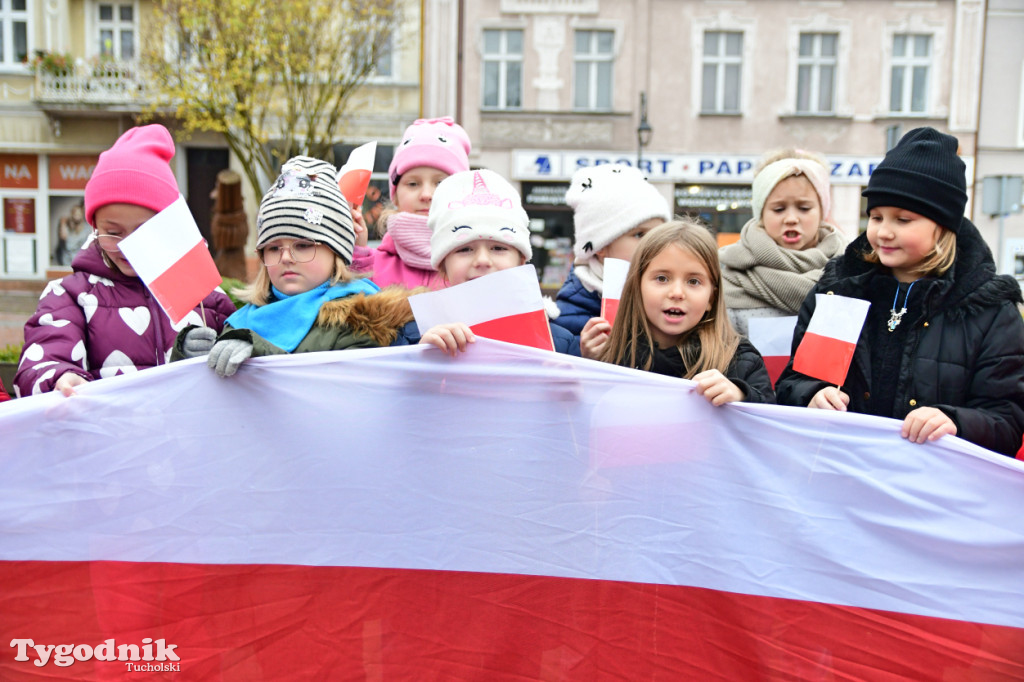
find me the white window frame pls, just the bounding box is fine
[889,34,931,114]
[701,30,743,114]
[480,27,524,111]
[1019,60,1024,148]
[784,15,852,118]
[879,17,947,119]
[572,28,614,111]
[366,32,397,82]
[0,0,32,71]
[691,11,755,118]
[796,32,838,115]
[90,0,139,61]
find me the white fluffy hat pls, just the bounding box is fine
[565,164,671,263]
[428,169,532,270]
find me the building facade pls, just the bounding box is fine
[425,0,992,285]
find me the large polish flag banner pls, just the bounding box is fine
[409,264,555,351]
[600,257,629,326]
[747,315,798,385]
[3,343,1024,679]
[792,293,870,386]
[116,195,222,325]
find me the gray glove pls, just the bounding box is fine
[181,326,217,359]
[207,338,253,378]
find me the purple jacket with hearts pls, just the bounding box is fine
[14,241,236,397]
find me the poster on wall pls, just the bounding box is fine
[49,195,88,268]
[3,198,35,234]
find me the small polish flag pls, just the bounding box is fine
[337,141,376,209]
[792,294,870,386]
[117,195,222,325]
[747,316,797,386]
[601,257,630,327]
[409,264,555,351]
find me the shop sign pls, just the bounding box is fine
[0,154,38,189]
[50,155,98,191]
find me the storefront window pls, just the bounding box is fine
[521,182,574,291]
[674,184,751,246]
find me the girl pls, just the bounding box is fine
[16,124,236,397]
[555,163,671,337]
[719,149,847,337]
[175,156,416,376]
[775,127,1024,457]
[349,117,472,290]
[597,219,775,406]
[415,169,579,356]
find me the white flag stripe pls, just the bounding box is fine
[409,264,544,329]
[117,195,203,283]
[747,316,798,357]
[339,141,376,174]
[804,293,871,343]
[602,258,630,301]
[4,343,1024,629]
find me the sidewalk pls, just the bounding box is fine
[0,279,46,350]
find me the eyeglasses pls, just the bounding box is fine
[259,240,319,266]
[92,230,125,253]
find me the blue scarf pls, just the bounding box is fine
[226,279,380,352]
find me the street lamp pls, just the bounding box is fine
[637,91,653,171]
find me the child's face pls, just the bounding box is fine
[394,166,449,216]
[866,206,941,283]
[92,203,158,277]
[640,243,714,348]
[442,239,525,285]
[597,218,664,264]
[762,175,821,251]
[262,238,336,295]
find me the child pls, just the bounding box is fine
[349,117,472,290]
[775,127,1024,457]
[175,156,416,376]
[719,149,847,337]
[597,219,775,406]
[415,169,579,356]
[554,163,671,337]
[15,124,236,397]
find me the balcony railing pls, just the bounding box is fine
[33,61,147,106]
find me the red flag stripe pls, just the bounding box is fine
[792,330,857,386]
[470,309,554,352]
[2,560,1021,681]
[147,240,223,324]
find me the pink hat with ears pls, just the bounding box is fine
[85,124,180,226]
[388,117,471,200]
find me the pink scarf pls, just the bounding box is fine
[386,213,433,270]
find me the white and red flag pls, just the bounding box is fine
[409,264,554,351]
[336,141,376,209]
[116,194,221,325]
[2,343,1023,679]
[792,293,870,386]
[747,315,797,386]
[600,257,629,326]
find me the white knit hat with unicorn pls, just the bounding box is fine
[427,169,532,270]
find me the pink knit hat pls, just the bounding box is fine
[85,124,180,226]
[388,117,471,200]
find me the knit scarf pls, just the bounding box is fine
[573,259,605,295]
[226,279,380,352]
[385,212,433,270]
[720,217,846,313]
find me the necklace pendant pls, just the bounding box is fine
[887,307,907,332]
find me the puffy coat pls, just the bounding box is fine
[775,219,1024,457]
[175,286,417,360]
[552,269,601,336]
[16,243,236,397]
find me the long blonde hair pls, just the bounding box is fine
[600,219,739,377]
[235,252,363,306]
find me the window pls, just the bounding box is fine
[482,29,522,110]
[373,39,393,78]
[0,0,30,67]
[890,34,931,114]
[98,3,136,60]
[573,30,613,111]
[702,31,742,113]
[796,32,837,114]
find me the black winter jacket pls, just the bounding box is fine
[775,219,1024,457]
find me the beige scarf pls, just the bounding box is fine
[720,217,847,313]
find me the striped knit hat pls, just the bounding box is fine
[256,156,354,262]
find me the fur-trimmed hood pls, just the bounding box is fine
[316,285,422,346]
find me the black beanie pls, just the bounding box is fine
[862,127,967,232]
